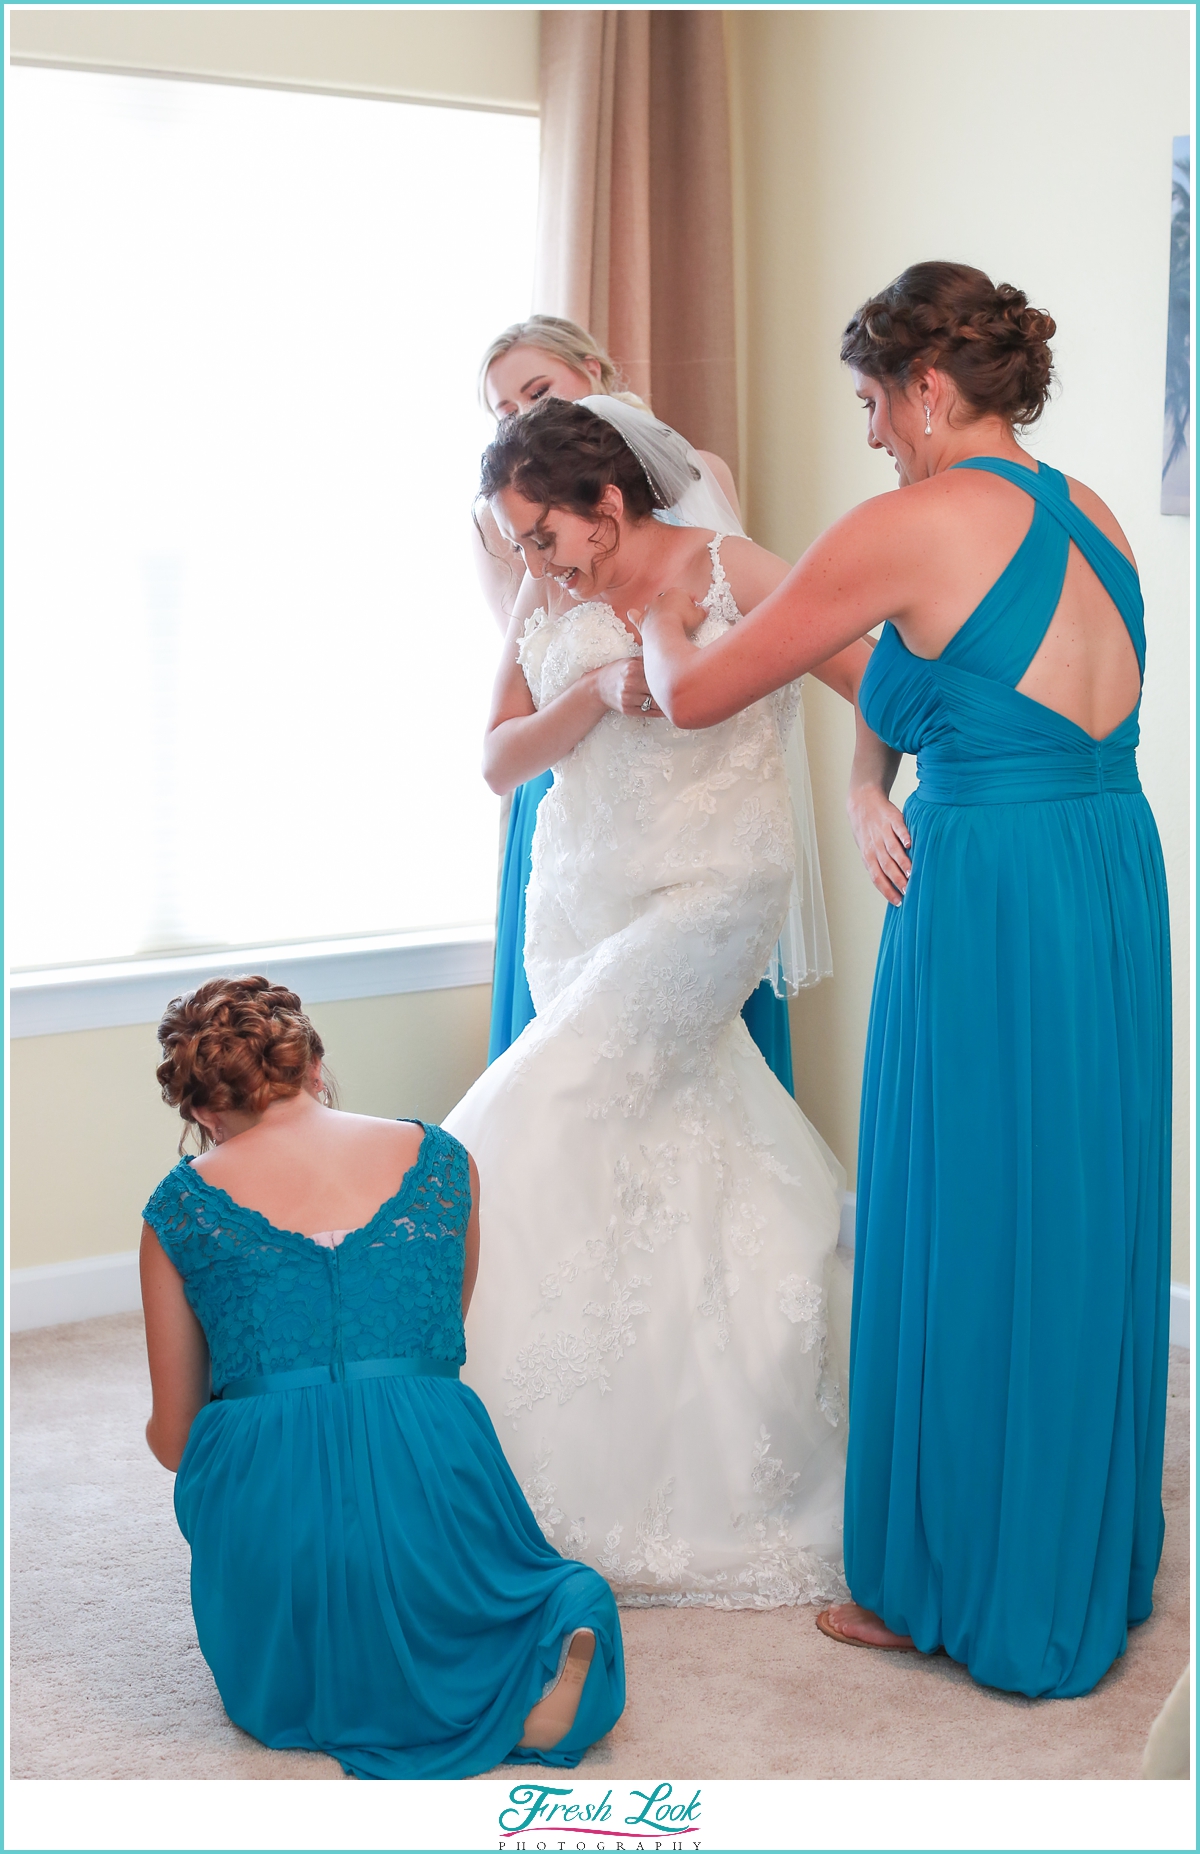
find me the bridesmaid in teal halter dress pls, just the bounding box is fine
[640,263,1171,1699]
[476,316,797,1087]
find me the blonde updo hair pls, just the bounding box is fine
[841,261,1056,428]
[478,314,647,414]
[156,975,329,1152]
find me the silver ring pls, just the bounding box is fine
[641,696,653,712]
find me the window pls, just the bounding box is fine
[6,66,538,971]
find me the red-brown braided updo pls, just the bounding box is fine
[479,397,665,524]
[840,261,1056,427]
[156,975,326,1151]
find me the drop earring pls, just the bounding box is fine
[924,405,932,436]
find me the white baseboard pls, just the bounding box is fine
[1170,1282,1191,1349]
[13,1216,863,1337]
[10,1250,142,1333]
[837,1190,856,1256]
[8,1236,1192,1352]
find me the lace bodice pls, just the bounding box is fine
[519,534,742,710]
[513,536,799,1038]
[519,537,799,749]
[142,1122,470,1391]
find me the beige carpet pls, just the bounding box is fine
[9,1312,1190,1780]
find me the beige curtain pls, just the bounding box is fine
[535,9,738,481]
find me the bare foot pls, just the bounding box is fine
[519,1629,596,1750]
[817,1603,918,1650]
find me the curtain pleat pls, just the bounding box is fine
[535,9,737,481]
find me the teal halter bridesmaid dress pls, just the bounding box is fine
[489,774,795,1091]
[143,1123,624,1777]
[848,460,1171,1699]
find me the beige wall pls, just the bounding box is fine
[11,8,1192,1288]
[10,989,490,1271]
[731,7,1192,1284]
[9,7,539,110]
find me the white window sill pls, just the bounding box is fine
[10,927,496,1039]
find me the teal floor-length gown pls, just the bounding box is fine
[847,459,1171,1699]
[143,1123,624,1778]
[490,772,795,1091]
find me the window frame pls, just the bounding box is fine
[10,928,495,1039]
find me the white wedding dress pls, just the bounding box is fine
[445,538,850,1608]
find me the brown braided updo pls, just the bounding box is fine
[840,261,1056,428]
[480,397,664,523]
[156,975,327,1151]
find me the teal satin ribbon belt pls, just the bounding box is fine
[217,1357,462,1399]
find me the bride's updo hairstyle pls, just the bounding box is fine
[156,975,327,1151]
[479,398,662,547]
[841,261,1056,427]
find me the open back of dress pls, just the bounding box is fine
[851,459,1171,1699]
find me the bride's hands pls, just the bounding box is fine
[632,589,709,729]
[592,658,662,717]
[847,782,912,906]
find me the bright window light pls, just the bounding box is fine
[6,66,538,969]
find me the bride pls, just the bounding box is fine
[445,396,887,1607]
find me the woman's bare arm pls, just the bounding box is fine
[140,1224,210,1471]
[657,531,913,894]
[847,706,911,906]
[473,504,527,635]
[808,638,872,704]
[642,492,926,728]
[703,538,876,710]
[482,610,659,794]
[793,630,912,898]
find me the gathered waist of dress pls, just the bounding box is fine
[215,1356,462,1400]
[914,741,1141,807]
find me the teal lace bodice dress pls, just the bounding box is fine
[143,1123,624,1778]
[848,461,1172,1698]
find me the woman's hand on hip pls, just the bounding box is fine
[847,783,912,906]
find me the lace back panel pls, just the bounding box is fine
[142,1123,470,1390]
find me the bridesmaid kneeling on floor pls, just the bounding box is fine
[139,975,624,1780]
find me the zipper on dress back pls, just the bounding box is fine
[328,1246,345,1382]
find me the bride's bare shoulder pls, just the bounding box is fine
[712,530,790,571]
[711,531,791,607]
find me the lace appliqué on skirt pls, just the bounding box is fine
[446,540,846,1606]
